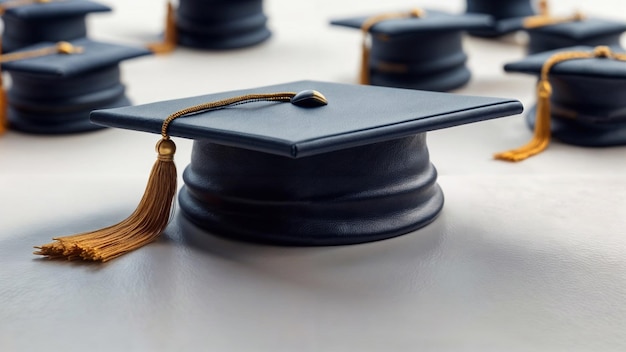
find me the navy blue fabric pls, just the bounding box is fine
[2,38,151,77]
[504,45,626,78]
[526,18,626,54]
[179,135,444,245]
[0,0,110,52]
[465,0,535,37]
[9,95,131,134]
[330,9,491,35]
[90,80,523,158]
[330,10,490,91]
[0,0,110,18]
[175,0,270,49]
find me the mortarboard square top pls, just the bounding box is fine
[0,0,111,52]
[504,46,626,147]
[2,38,151,77]
[0,0,110,18]
[331,9,491,35]
[330,9,491,92]
[3,38,152,134]
[465,0,536,37]
[91,80,522,246]
[525,18,626,54]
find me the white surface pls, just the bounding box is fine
[1,0,626,351]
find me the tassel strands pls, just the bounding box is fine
[360,8,425,85]
[495,46,626,162]
[523,0,585,29]
[34,90,327,262]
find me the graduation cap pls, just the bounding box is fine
[464,0,536,37]
[0,38,152,134]
[495,46,626,162]
[0,0,111,52]
[33,80,523,262]
[330,9,492,92]
[148,0,271,54]
[522,1,626,54]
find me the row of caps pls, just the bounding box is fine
[1,0,625,150]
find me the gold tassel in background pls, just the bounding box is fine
[34,90,328,262]
[147,1,178,54]
[523,0,585,29]
[360,9,424,85]
[495,46,626,162]
[0,73,7,135]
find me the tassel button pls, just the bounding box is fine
[157,139,176,161]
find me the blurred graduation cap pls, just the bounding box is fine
[330,9,492,92]
[522,1,626,54]
[33,80,522,261]
[464,0,536,37]
[148,0,271,54]
[0,0,111,52]
[0,38,151,134]
[495,45,626,162]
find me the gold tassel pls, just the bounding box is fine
[495,46,626,162]
[359,9,425,85]
[34,90,328,262]
[34,139,177,262]
[147,1,178,54]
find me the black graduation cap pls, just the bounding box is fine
[149,0,271,53]
[1,38,152,134]
[464,0,536,37]
[330,9,492,92]
[524,16,626,54]
[34,80,523,261]
[495,46,626,162]
[0,0,111,52]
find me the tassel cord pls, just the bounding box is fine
[359,9,424,85]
